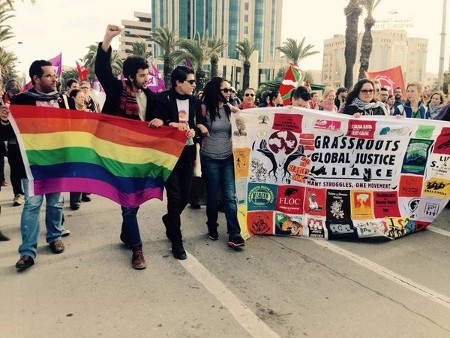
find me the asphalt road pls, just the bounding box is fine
[1,169,450,337]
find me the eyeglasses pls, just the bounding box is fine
[221,88,231,93]
[80,86,89,89]
[186,79,196,85]
[245,93,255,97]
[360,89,374,94]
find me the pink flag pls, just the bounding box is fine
[48,53,62,76]
[23,53,62,90]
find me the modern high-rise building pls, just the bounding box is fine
[118,11,152,60]
[322,30,428,88]
[151,0,284,89]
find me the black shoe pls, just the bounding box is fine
[172,244,187,260]
[0,231,10,241]
[16,255,34,270]
[208,228,219,241]
[70,203,80,210]
[228,235,245,248]
[81,195,91,202]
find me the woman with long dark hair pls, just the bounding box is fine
[199,77,245,248]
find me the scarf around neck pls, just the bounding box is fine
[350,98,386,114]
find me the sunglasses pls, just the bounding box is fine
[186,79,196,85]
[245,93,255,97]
[360,89,374,94]
[221,88,231,93]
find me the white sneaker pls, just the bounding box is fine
[61,227,71,237]
[13,194,24,206]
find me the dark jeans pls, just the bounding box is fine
[163,146,194,245]
[7,143,24,196]
[121,206,141,248]
[200,154,241,237]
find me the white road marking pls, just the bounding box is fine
[427,226,450,237]
[310,239,450,310]
[181,252,280,338]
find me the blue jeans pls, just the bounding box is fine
[18,179,64,258]
[121,206,142,248]
[200,154,241,237]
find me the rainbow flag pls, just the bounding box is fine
[9,105,187,208]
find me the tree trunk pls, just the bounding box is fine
[163,57,172,89]
[344,0,362,90]
[358,17,375,80]
[243,61,250,90]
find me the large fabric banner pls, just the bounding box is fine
[366,65,406,98]
[10,105,186,208]
[231,107,450,240]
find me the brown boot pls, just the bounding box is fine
[131,245,146,270]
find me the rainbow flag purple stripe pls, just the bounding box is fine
[10,105,187,207]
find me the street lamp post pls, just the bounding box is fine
[437,0,447,91]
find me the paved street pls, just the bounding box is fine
[1,168,450,337]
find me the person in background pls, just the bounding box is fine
[258,90,283,107]
[290,86,311,108]
[64,78,79,96]
[308,91,319,109]
[238,87,257,110]
[373,79,382,101]
[427,91,446,120]
[393,82,429,119]
[228,86,241,106]
[316,86,337,112]
[96,24,159,270]
[386,94,395,115]
[79,81,101,113]
[152,66,204,260]
[393,86,405,109]
[1,60,75,270]
[68,88,93,210]
[379,87,389,104]
[334,87,347,111]
[198,77,245,248]
[2,80,25,206]
[342,78,388,117]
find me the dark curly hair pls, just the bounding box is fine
[123,56,149,79]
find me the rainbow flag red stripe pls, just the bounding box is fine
[10,105,186,207]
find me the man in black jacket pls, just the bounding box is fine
[152,66,205,260]
[95,24,159,270]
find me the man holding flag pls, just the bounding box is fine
[1,60,75,271]
[95,24,161,270]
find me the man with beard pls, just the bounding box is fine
[95,24,159,270]
[0,60,75,270]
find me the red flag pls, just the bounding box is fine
[279,65,302,106]
[76,60,89,82]
[366,66,406,99]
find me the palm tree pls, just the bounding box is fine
[82,43,123,81]
[150,27,180,89]
[0,48,16,78]
[358,0,382,80]
[276,37,319,67]
[344,0,362,89]
[176,34,217,91]
[125,41,152,60]
[235,39,256,90]
[208,37,227,78]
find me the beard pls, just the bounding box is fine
[133,78,147,91]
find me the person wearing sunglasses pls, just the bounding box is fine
[342,78,389,117]
[152,66,206,260]
[238,88,257,110]
[198,77,245,248]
